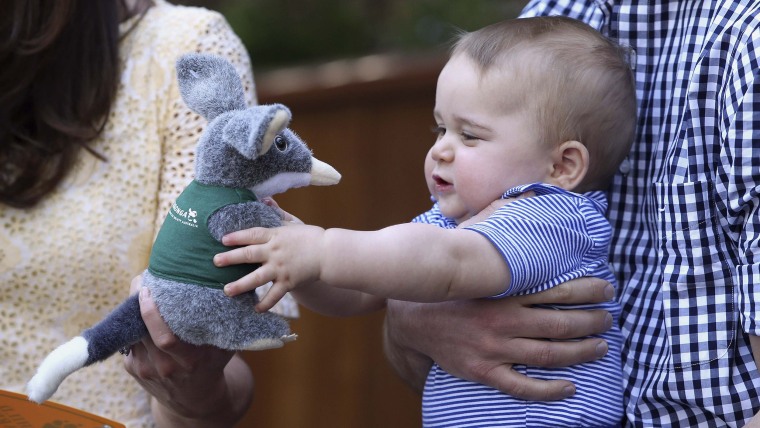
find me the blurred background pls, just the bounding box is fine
[179,0,527,69]
[174,1,529,426]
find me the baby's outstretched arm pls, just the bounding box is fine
[215,222,510,312]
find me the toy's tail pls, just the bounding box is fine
[27,293,146,403]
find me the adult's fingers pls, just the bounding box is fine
[479,364,576,401]
[503,307,613,340]
[501,337,608,368]
[123,340,151,378]
[458,299,612,342]
[521,277,613,306]
[124,333,180,380]
[137,287,198,371]
[138,288,178,350]
[511,277,614,340]
[130,274,142,294]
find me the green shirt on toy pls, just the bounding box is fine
[148,180,259,288]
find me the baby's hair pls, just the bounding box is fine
[452,16,636,191]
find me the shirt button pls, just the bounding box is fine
[619,158,631,174]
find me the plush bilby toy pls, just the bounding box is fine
[27,53,341,404]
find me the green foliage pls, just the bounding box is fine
[378,0,526,50]
[220,0,374,67]
[217,0,528,68]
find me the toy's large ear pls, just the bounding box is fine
[222,104,291,159]
[176,53,247,121]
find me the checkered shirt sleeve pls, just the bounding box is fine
[522,1,760,426]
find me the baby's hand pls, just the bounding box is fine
[214,225,325,312]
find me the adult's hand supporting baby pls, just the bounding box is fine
[124,275,253,428]
[384,277,613,401]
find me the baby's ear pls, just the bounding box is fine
[548,140,589,191]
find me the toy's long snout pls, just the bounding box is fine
[310,157,341,186]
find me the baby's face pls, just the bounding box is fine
[426,54,555,224]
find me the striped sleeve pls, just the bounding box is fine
[465,192,611,297]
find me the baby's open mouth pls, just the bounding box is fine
[433,175,450,186]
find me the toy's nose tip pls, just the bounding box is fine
[309,157,341,186]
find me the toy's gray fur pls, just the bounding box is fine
[144,272,289,349]
[176,53,246,120]
[27,53,341,403]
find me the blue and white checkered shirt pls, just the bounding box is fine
[522,1,760,426]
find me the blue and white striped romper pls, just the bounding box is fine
[414,182,624,427]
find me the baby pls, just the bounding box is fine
[217,16,635,427]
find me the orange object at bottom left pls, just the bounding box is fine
[0,389,124,428]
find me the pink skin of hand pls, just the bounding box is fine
[214,200,317,313]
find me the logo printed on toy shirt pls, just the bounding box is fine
[168,201,199,228]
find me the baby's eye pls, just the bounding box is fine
[431,125,446,139]
[461,132,479,141]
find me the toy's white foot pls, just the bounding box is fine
[243,338,283,351]
[242,334,297,351]
[27,336,89,403]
